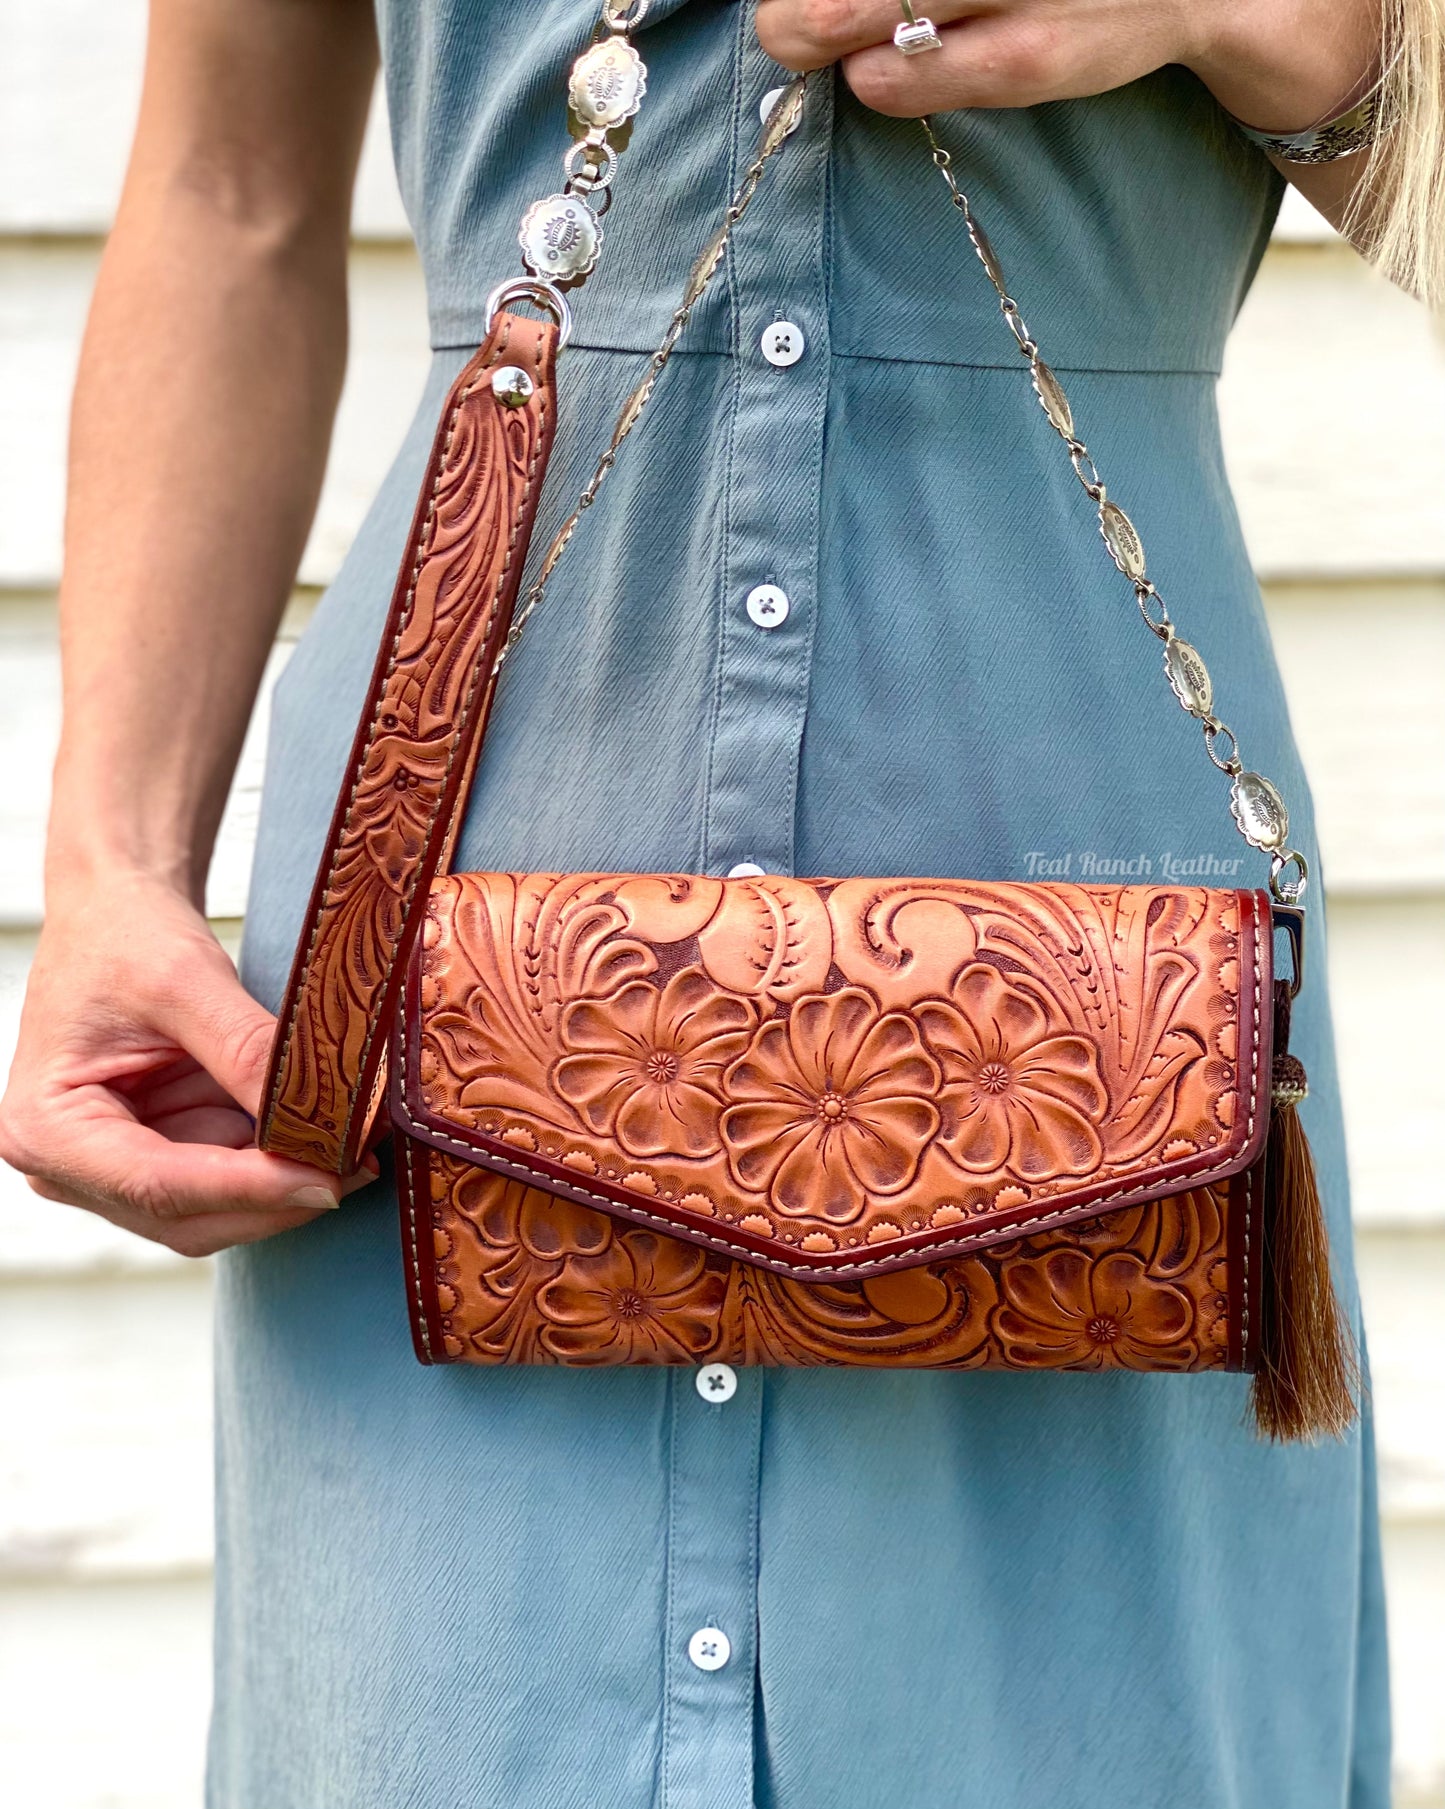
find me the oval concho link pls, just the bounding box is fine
[1163,636,1213,718]
[969,219,1007,293]
[1031,360,1073,439]
[519,192,602,282]
[760,79,806,157]
[1230,770,1291,851]
[568,35,647,131]
[612,374,655,449]
[1100,499,1147,582]
[683,225,730,308]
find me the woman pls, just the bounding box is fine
[1,0,1436,1803]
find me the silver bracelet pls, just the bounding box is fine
[1228,58,1397,166]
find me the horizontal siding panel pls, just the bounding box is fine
[0,595,306,926]
[0,1271,214,1580]
[1265,580,1445,893]
[0,1574,211,1809]
[1328,898,1445,1229]
[1220,243,1445,577]
[0,0,410,240]
[1356,1232,1445,1522]
[0,597,59,925]
[0,240,431,595]
[1383,1521,1445,1806]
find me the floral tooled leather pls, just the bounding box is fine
[259,312,559,1174]
[395,874,1270,1282]
[399,1147,1249,1371]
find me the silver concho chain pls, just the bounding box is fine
[489,52,1309,912]
[917,116,1308,907]
[521,1,649,285]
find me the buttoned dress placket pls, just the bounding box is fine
[658,31,833,1809]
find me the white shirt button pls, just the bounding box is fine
[760,320,805,368]
[726,862,765,879]
[746,583,789,629]
[696,1362,738,1402]
[688,1627,732,1672]
[759,86,801,137]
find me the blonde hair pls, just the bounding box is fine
[1351,0,1445,307]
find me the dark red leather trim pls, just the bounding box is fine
[397,1135,450,1364]
[1230,1152,1266,1375]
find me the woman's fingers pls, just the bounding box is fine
[756,0,986,69]
[755,1,1190,116]
[146,940,283,1122]
[119,1058,233,1121]
[840,14,1073,114]
[143,1102,260,1149]
[21,1107,343,1219]
[840,9,1173,114]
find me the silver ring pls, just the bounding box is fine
[895,0,943,54]
[564,137,619,193]
[483,278,574,350]
[602,0,650,27]
[1270,849,1310,906]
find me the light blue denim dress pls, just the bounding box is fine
[216,3,1390,1803]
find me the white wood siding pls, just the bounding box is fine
[2,3,1443,1803]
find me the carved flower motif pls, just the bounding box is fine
[992,1248,1195,1370]
[721,988,941,1224]
[537,1231,727,1362]
[469,1175,612,1261]
[553,967,753,1159]
[917,965,1107,1181]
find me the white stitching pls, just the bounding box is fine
[400,1132,435,1362]
[1239,894,1263,1363]
[395,890,1268,1283]
[1239,1153,1251,1365]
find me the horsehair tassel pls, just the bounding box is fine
[1249,988,1361,1442]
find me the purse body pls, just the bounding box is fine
[392,871,1271,1372]
[260,74,1355,1429]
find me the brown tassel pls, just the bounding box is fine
[1249,1048,1360,1442]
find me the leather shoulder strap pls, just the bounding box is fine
[258,311,559,1173]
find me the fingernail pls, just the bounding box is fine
[288,1185,341,1212]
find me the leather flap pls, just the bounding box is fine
[393,873,1272,1280]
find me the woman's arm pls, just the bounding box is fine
[0,0,379,1254]
[758,1,1441,302]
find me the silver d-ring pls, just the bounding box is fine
[1269,849,1310,906]
[484,278,574,350]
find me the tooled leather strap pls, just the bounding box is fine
[258,312,559,1173]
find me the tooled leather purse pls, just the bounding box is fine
[258,4,1356,1440]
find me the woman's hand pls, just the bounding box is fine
[755,0,1382,136]
[0,0,379,1257]
[0,873,374,1258]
